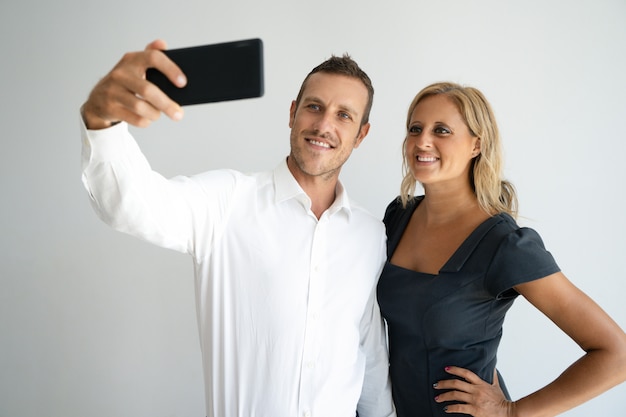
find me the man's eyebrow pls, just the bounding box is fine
[301,95,323,104]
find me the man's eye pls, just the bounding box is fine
[339,112,351,120]
[308,104,321,111]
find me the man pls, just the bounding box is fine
[80,39,395,417]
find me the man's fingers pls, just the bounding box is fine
[140,49,186,120]
[143,48,187,89]
[82,40,187,129]
[145,39,167,51]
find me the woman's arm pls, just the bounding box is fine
[511,272,626,416]
[434,272,626,417]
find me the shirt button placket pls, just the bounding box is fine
[299,219,326,416]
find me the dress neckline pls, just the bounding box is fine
[386,197,511,276]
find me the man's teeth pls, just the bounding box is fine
[417,156,438,162]
[309,139,331,148]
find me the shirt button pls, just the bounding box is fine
[304,411,311,417]
[306,361,315,369]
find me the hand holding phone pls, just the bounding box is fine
[146,38,264,106]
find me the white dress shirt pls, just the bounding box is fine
[80,121,395,417]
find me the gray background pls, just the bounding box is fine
[1,0,625,416]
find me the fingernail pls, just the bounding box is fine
[177,75,187,87]
[433,382,438,388]
[173,109,183,121]
[444,366,450,371]
[443,406,448,412]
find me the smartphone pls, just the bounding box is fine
[146,38,264,106]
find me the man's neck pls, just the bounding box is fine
[286,157,339,219]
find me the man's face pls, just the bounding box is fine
[288,72,370,183]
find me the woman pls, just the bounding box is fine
[376,82,626,416]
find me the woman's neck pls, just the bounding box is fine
[419,182,487,226]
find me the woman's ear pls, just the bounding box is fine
[472,138,481,157]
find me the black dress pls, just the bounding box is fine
[377,197,561,417]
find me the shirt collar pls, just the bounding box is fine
[273,158,352,219]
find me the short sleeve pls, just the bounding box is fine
[485,227,561,299]
[383,196,421,259]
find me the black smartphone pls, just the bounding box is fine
[146,38,264,106]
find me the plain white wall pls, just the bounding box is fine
[1,0,625,416]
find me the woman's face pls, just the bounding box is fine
[405,94,480,188]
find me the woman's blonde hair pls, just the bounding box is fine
[400,82,518,218]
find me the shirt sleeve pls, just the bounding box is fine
[356,233,397,417]
[485,227,561,299]
[80,117,237,256]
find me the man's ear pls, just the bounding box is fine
[288,100,297,128]
[354,122,370,149]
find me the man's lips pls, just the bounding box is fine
[307,138,333,149]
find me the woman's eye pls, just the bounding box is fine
[409,125,422,134]
[434,126,451,134]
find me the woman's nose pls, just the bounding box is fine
[412,132,432,148]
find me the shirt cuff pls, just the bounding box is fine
[80,111,133,163]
